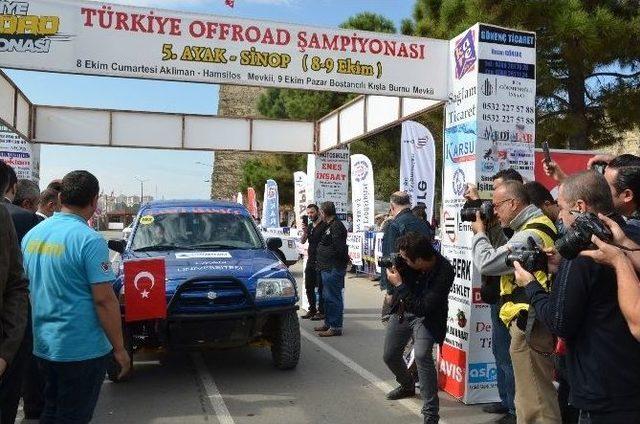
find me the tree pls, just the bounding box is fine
[247,12,398,206]
[402,0,640,150]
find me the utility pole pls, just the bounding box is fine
[135,176,149,205]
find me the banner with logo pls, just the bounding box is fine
[350,154,375,232]
[0,0,449,100]
[440,23,536,404]
[310,147,350,220]
[293,171,307,229]
[247,187,258,218]
[124,258,166,322]
[0,125,40,182]
[534,149,594,198]
[261,179,279,228]
[400,121,437,222]
[305,154,316,205]
[374,232,384,274]
[346,232,364,267]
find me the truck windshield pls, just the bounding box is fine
[130,211,263,251]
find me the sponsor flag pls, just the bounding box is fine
[293,172,307,229]
[247,187,258,218]
[400,121,436,222]
[261,179,279,228]
[236,191,243,205]
[350,154,375,232]
[225,0,234,7]
[124,258,166,322]
[305,154,316,204]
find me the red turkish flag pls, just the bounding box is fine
[123,258,166,322]
[225,0,234,7]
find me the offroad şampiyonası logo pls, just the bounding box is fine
[0,1,71,53]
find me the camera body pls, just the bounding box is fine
[460,200,494,222]
[302,215,309,226]
[505,236,547,272]
[555,212,613,259]
[378,253,407,271]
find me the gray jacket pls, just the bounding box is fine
[472,204,549,276]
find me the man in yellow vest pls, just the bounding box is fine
[471,181,561,424]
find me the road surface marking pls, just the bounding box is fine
[300,327,451,423]
[191,353,236,424]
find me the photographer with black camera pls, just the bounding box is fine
[470,181,561,423]
[381,232,454,424]
[513,170,640,423]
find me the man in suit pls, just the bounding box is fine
[2,167,40,243]
[36,188,61,221]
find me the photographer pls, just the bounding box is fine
[300,204,328,320]
[382,232,454,424]
[513,171,640,423]
[465,169,522,422]
[577,213,640,341]
[471,181,561,423]
[380,192,432,319]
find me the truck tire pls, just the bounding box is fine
[271,311,301,370]
[106,324,134,383]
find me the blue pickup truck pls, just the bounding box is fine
[107,200,300,380]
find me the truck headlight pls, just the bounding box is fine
[255,278,295,299]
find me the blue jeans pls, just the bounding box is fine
[321,267,346,330]
[38,354,109,424]
[491,303,515,415]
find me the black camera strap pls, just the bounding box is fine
[523,222,558,241]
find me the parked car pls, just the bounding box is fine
[107,200,301,381]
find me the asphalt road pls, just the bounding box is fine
[18,235,498,424]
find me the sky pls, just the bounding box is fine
[4,0,415,199]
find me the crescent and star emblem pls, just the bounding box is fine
[134,271,156,299]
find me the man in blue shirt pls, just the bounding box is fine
[22,170,129,423]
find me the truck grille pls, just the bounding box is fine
[174,279,249,309]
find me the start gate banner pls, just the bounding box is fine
[0,0,449,99]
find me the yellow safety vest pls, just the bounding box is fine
[499,214,557,326]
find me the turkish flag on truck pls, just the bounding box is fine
[123,258,166,322]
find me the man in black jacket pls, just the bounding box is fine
[514,171,640,424]
[383,232,454,424]
[2,166,40,243]
[314,201,348,337]
[300,204,328,320]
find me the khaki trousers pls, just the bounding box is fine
[509,323,561,424]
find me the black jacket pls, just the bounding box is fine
[381,208,432,291]
[316,218,348,271]
[525,245,640,412]
[392,253,454,344]
[306,219,328,264]
[2,199,40,243]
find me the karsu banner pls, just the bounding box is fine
[293,171,307,229]
[346,232,364,267]
[0,0,449,99]
[261,179,279,228]
[0,125,40,182]
[400,121,436,222]
[350,154,375,232]
[311,147,349,220]
[247,187,258,218]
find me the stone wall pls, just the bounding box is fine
[210,85,266,200]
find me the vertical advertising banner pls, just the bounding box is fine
[293,171,307,229]
[0,126,40,182]
[346,232,364,267]
[400,121,437,222]
[247,187,258,219]
[350,154,375,232]
[440,23,536,405]
[261,179,279,229]
[312,147,350,220]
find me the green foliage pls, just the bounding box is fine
[403,0,640,150]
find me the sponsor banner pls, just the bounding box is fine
[312,146,349,220]
[247,187,258,219]
[400,121,437,221]
[439,343,466,399]
[293,171,307,229]
[350,154,375,232]
[0,125,40,181]
[0,0,449,99]
[261,179,279,228]
[346,232,364,267]
[534,149,594,198]
[374,232,384,274]
[306,154,316,204]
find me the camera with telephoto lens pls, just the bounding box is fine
[505,236,548,273]
[555,212,613,260]
[460,200,494,222]
[377,253,408,272]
